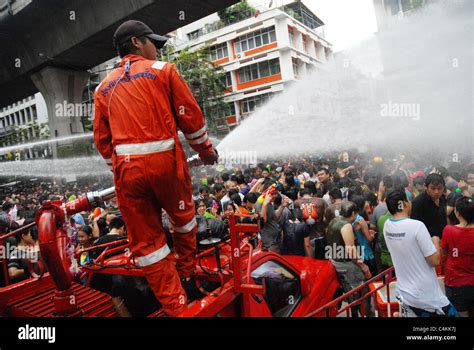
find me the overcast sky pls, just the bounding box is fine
[253,0,379,52]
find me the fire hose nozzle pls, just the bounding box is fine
[86,186,116,209]
[67,155,202,215]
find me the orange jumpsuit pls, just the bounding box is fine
[93,54,214,315]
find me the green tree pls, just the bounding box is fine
[162,45,230,134]
[218,0,256,25]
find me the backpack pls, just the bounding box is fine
[300,201,318,224]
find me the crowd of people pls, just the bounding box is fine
[0,151,473,317]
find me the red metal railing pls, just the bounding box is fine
[305,266,396,317]
[229,214,265,295]
[79,239,130,265]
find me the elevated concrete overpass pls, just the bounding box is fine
[0,0,238,158]
[0,0,238,107]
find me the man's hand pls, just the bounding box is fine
[458,180,469,191]
[199,148,219,165]
[369,229,376,240]
[361,263,372,279]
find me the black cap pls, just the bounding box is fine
[113,20,168,49]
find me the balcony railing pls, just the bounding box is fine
[187,4,326,43]
[189,7,257,41]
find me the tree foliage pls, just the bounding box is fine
[217,0,256,25]
[162,44,230,133]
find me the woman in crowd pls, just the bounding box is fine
[441,196,474,317]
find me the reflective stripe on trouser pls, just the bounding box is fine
[172,219,197,278]
[137,244,171,267]
[140,253,187,316]
[113,149,197,279]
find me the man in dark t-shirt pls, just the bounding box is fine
[411,174,447,238]
[324,188,344,226]
[91,217,126,260]
[282,208,310,256]
[254,189,290,252]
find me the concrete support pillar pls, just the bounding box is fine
[275,17,290,48]
[293,29,303,52]
[307,38,317,59]
[298,59,307,78]
[279,51,294,81]
[31,66,88,159]
[227,40,235,62]
[315,42,326,63]
[234,100,242,124]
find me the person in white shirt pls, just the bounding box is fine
[383,189,457,317]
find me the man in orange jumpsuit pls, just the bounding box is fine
[93,20,218,316]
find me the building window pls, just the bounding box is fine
[220,72,233,88]
[289,28,294,46]
[292,58,299,77]
[269,59,281,75]
[224,103,236,117]
[209,43,229,61]
[302,35,308,53]
[213,102,236,119]
[187,30,200,41]
[241,93,272,114]
[32,105,37,121]
[238,58,281,83]
[234,26,277,54]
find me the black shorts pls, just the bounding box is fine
[445,285,474,312]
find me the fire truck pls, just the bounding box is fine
[0,186,346,317]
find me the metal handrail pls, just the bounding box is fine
[305,266,395,317]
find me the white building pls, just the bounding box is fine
[169,1,332,133]
[0,93,49,160]
[372,0,429,31]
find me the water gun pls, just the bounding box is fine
[204,200,219,218]
[204,211,216,219]
[257,183,277,204]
